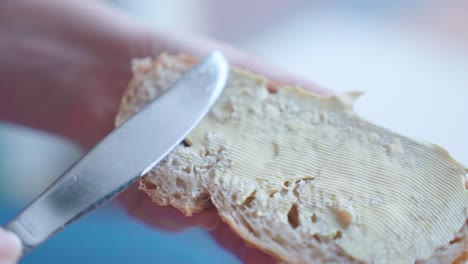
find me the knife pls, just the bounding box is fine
[3,51,229,255]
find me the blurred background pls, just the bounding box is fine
[1,0,467,263]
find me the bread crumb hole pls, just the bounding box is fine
[283,180,292,187]
[311,213,317,223]
[171,159,180,166]
[143,181,157,190]
[269,191,277,198]
[335,208,353,228]
[295,176,316,184]
[267,83,278,94]
[242,191,256,208]
[287,204,300,229]
[173,193,181,200]
[449,237,463,244]
[334,231,342,239]
[313,234,321,242]
[176,177,187,190]
[182,139,192,147]
[182,166,191,173]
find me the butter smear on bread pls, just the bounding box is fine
[116,54,468,264]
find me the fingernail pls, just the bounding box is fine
[201,215,219,231]
[0,228,22,264]
[196,207,220,231]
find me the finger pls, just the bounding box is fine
[0,228,22,264]
[195,206,220,231]
[209,221,276,264]
[117,183,219,232]
[137,29,333,96]
[118,183,185,232]
[241,246,278,264]
[119,183,274,262]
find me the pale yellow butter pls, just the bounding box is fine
[175,70,468,263]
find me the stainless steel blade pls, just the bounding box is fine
[4,51,229,253]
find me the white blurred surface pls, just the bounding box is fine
[112,0,210,34]
[238,8,468,166]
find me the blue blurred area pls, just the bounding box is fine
[0,125,238,264]
[0,202,238,264]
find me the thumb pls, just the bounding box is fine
[0,228,22,264]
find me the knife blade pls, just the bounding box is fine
[4,51,229,254]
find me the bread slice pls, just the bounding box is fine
[115,53,468,264]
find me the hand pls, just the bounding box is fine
[0,228,22,264]
[0,1,329,263]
